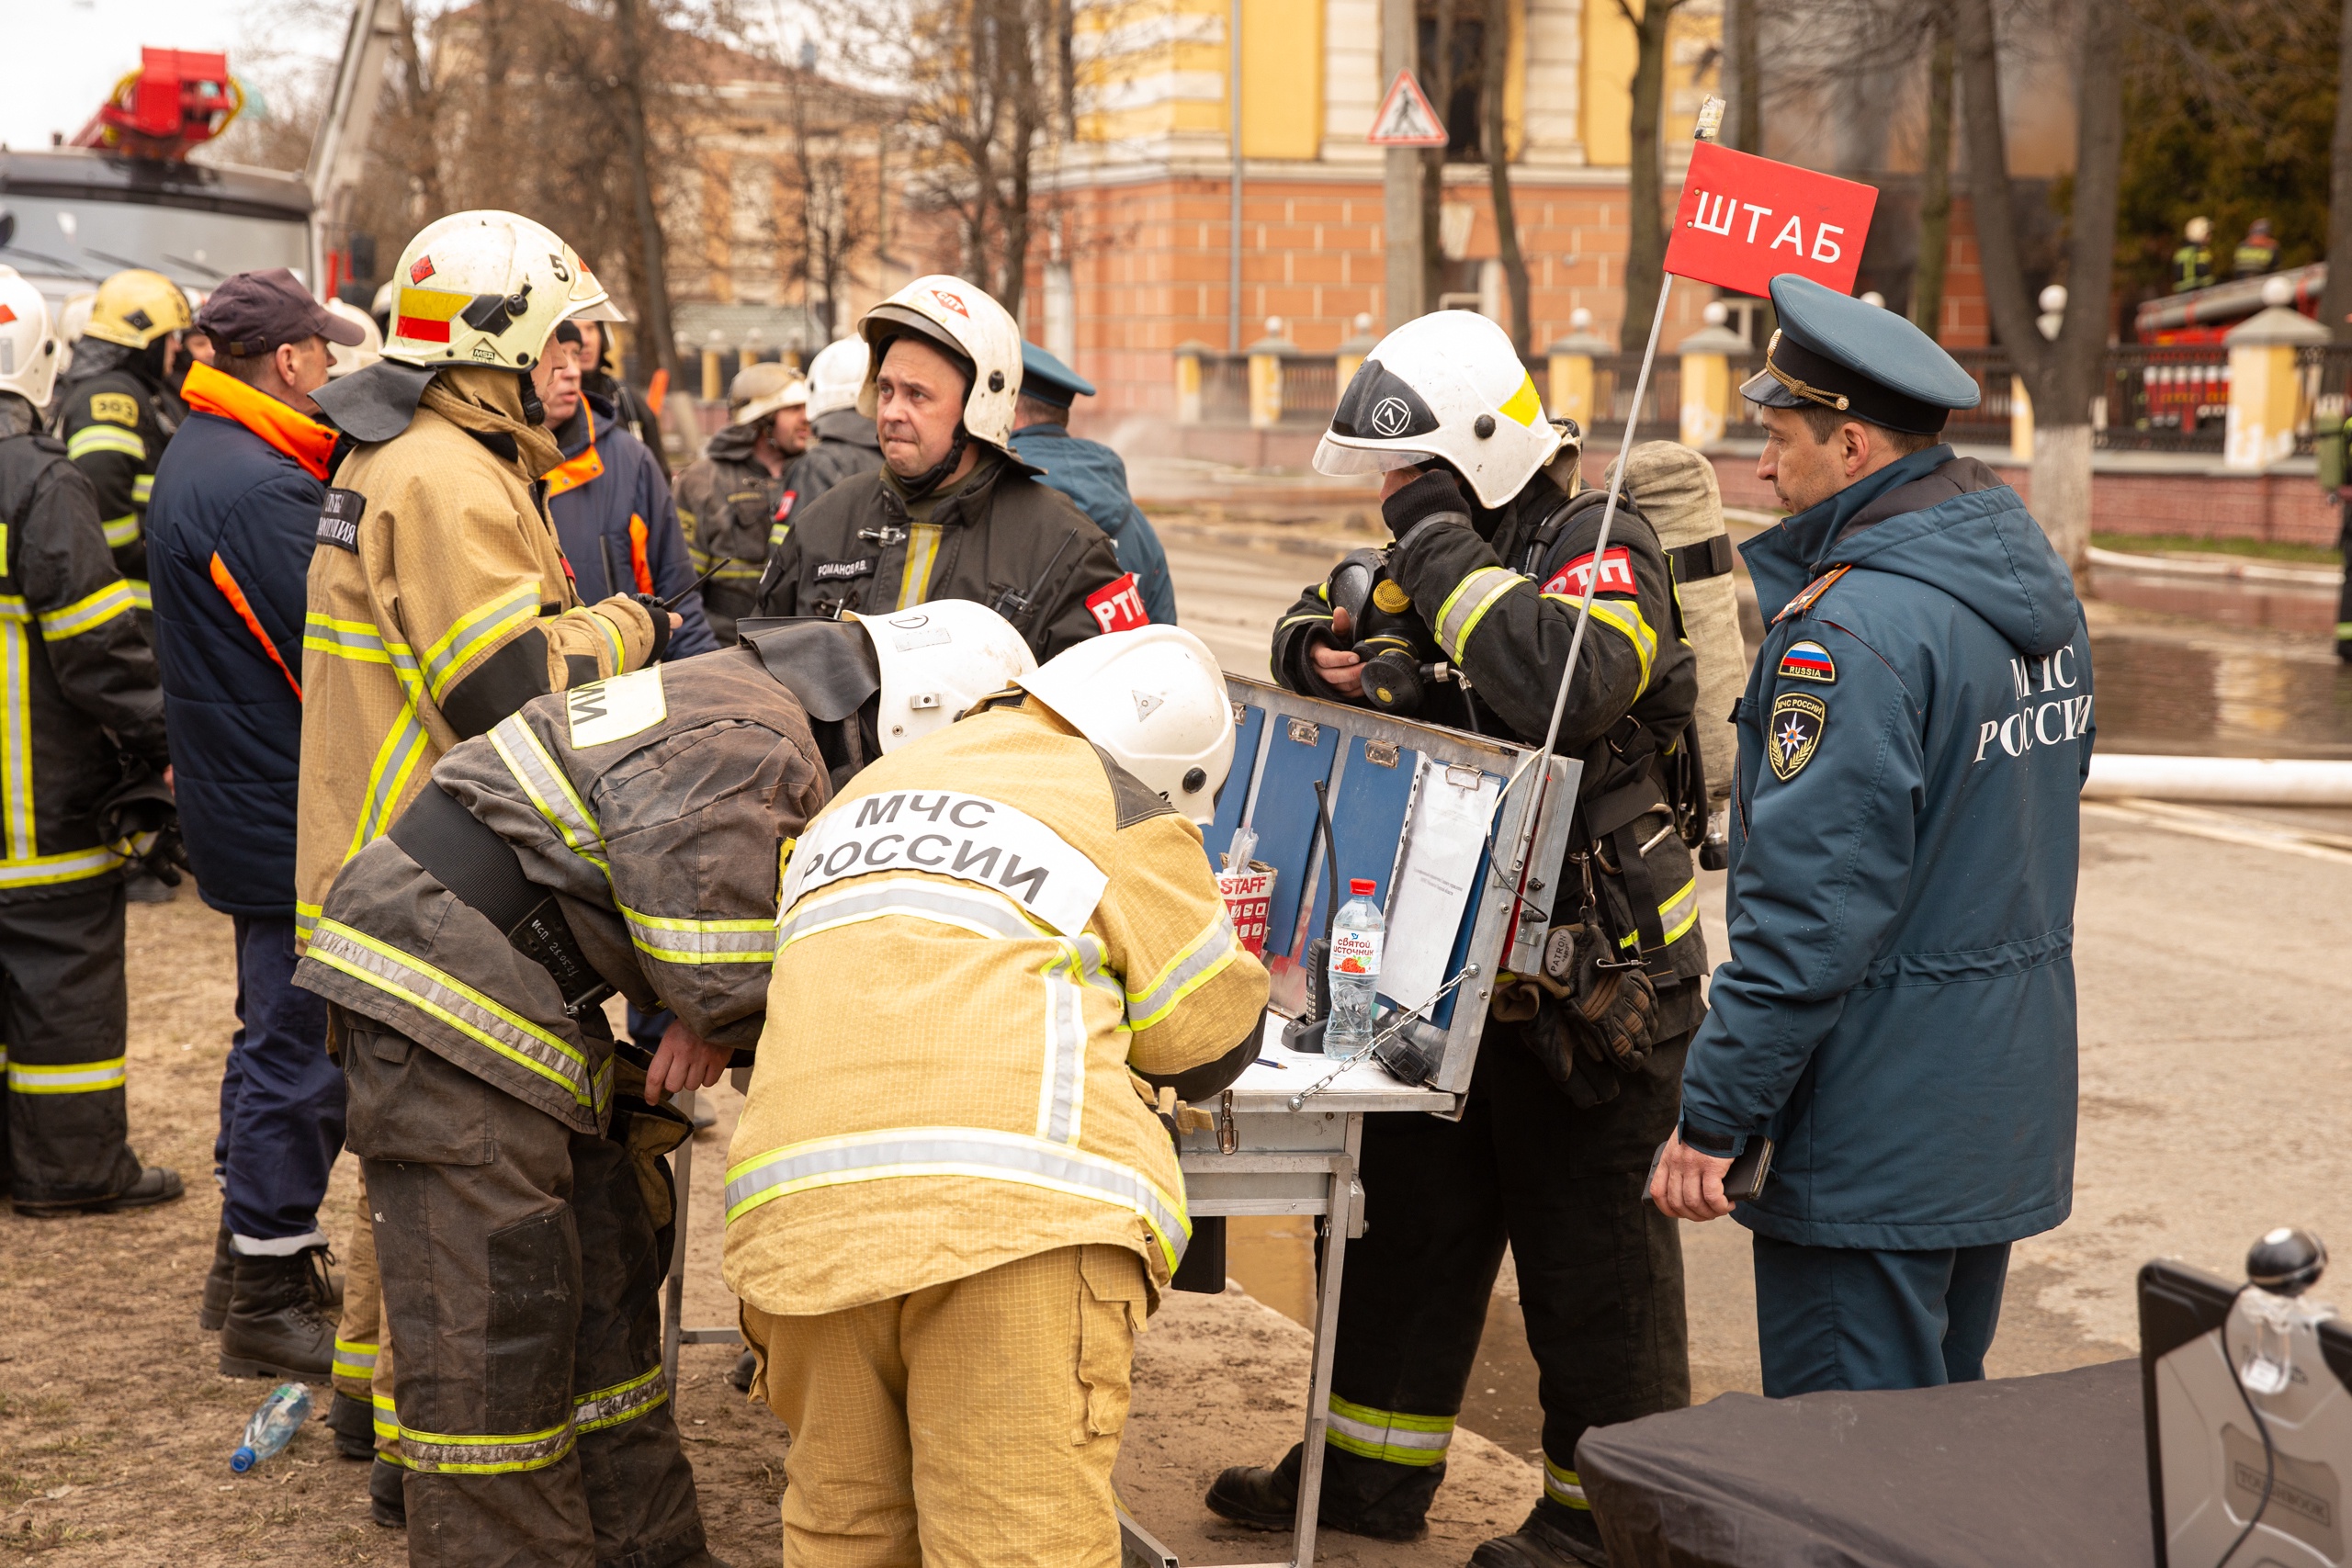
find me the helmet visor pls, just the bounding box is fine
[1314,433,1438,477]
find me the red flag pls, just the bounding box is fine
[1664,143,1879,299]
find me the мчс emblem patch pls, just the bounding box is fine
[1777,638,1836,683]
[1767,692,1826,781]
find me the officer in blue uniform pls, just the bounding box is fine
[1652,276,2092,1397]
[1008,343,1177,624]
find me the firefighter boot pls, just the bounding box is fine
[323,1391,374,1461]
[219,1247,336,1379]
[368,1456,406,1529]
[1469,1502,1609,1568]
[15,1164,184,1217]
[1204,1447,1431,1544]
[198,1222,234,1330]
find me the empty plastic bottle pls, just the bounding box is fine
[231,1382,313,1472]
[1325,878,1385,1062]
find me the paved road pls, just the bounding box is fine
[1163,527,2352,1460]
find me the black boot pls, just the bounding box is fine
[726,1349,759,1393]
[15,1163,184,1216]
[368,1457,406,1529]
[1204,1451,1430,1544]
[325,1390,376,1461]
[199,1223,234,1330]
[218,1247,335,1379]
[1469,1502,1609,1568]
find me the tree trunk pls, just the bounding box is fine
[1485,0,1531,352]
[1912,10,1952,342]
[607,0,678,383]
[1618,0,1677,352]
[1729,0,1759,153]
[2322,0,2352,344]
[1422,0,1455,310]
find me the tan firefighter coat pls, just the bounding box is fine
[295,645,831,1132]
[721,694,1271,1315]
[296,367,660,945]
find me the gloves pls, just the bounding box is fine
[631,592,672,664]
[1380,468,1473,548]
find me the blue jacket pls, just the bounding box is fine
[1680,447,2090,1250]
[145,407,320,918]
[547,394,718,659]
[1010,423,1177,624]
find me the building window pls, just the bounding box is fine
[1416,2,1487,162]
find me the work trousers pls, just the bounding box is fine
[741,1243,1148,1568]
[344,1019,707,1568]
[332,1169,401,1461]
[215,916,344,1247]
[1,878,140,1205]
[1262,1025,1693,1535]
[1751,1235,2011,1397]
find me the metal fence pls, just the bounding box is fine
[1280,356,1339,428]
[1198,355,1250,425]
[2296,344,2352,456]
[2098,346,2231,454]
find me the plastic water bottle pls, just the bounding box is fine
[1325,878,1385,1062]
[231,1382,313,1472]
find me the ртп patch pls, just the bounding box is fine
[1778,638,1836,683]
[1767,692,1826,782]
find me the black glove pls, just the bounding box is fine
[633,593,672,663]
[1381,468,1473,547]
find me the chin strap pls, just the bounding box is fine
[898,423,970,501]
[517,368,547,427]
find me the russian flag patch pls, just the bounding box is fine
[1778,639,1836,683]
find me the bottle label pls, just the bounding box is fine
[1329,929,1382,977]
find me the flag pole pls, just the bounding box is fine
[1504,96,1725,902]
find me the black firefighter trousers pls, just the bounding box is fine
[341,1017,708,1568]
[1262,1024,1694,1536]
[2,877,141,1204]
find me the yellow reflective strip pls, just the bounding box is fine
[128,579,151,610]
[347,709,430,860]
[621,907,775,964]
[1125,916,1239,1031]
[1449,573,1521,659]
[396,1419,575,1475]
[295,900,322,949]
[572,1366,669,1433]
[768,519,791,551]
[1,622,28,858]
[1323,1393,1455,1466]
[1657,876,1699,945]
[66,425,145,461]
[101,514,141,547]
[592,607,625,671]
[38,580,138,640]
[1544,1459,1590,1507]
[0,847,128,888]
[422,586,539,699]
[488,716,610,878]
[1434,567,1522,661]
[896,523,942,609]
[1540,592,1658,693]
[130,474,153,504]
[7,1055,127,1094]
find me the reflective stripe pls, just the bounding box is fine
[778,877,1040,948]
[130,474,153,505]
[128,579,151,611]
[573,1366,668,1434]
[372,1391,401,1441]
[1277,613,1335,632]
[1037,959,1086,1144]
[623,907,775,964]
[305,919,598,1111]
[1125,915,1238,1031]
[1,619,30,858]
[296,900,322,948]
[334,1338,379,1379]
[1433,568,1523,660]
[39,580,139,640]
[767,519,792,551]
[348,707,430,859]
[399,1419,575,1475]
[1542,592,1657,694]
[593,607,626,670]
[422,586,539,701]
[101,514,141,548]
[1615,877,1701,952]
[896,523,943,608]
[724,1127,1188,1273]
[304,614,424,702]
[489,715,610,877]
[66,424,144,462]
[7,1055,126,1094]
[0,846,127,888]
[1544,1458,1589,1508]
[1323,1395,1454,1467]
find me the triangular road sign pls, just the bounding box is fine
[1367,69,1448,146]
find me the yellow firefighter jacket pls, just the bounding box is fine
[295,646,831,1131]
[721,695,1271,1315]
[296,367,659,946]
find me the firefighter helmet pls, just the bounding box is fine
[83,268,193,350]
[1015,626,1234,824]
[854,602,1036,753]
[806,336,868,421]
[0,268,64,410]
[1315,310,1566,509]
[856,275,1023,455]
[382,211,623,371]
[324,299,383,379]
[729,360,807,426]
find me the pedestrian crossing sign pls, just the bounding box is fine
[1367,70,1449,146]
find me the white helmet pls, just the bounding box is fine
[806,336,868,420]
[324,299,383,379]
[857,275,1023,454]
[731,362,808,427]
[383,210,624,371]
[0,270,63,410]
[854,601,1036,753]
[1014,626,1233,825]
[1315,310,1566,509]
[58,290,96,344]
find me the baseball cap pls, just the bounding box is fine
[196,268,368,360]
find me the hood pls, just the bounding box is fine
[1742,448,2079,660]
[705,421,764,463]
[418,366,563,478]
[811,408,880,449]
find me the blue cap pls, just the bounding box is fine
[1018,341,1095,409]
[1738,275,1981,434]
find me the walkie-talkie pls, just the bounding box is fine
[991,529,1080,628]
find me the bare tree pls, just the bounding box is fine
[779,73,876,340]
[1616,0,1689,351]
[1421,0,1459,310]
[1910,2,1954,340]
[2323,0,2352,344]
[1483,0,1532,351]
[1955,0,2125,573]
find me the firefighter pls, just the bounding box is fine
[538,320,718,656]
[0,266,183,1216]
[752,276,1137,660]
[2171,217,2216,294]
[673,364,808,643]
[724,623,1270,1567]
[2233,218,2280,279]
[294,604,1019,1566]
[303,209,675,1529]
[52,267,192,595]
[1216,310,1709,1568]
[779,336,883,513]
